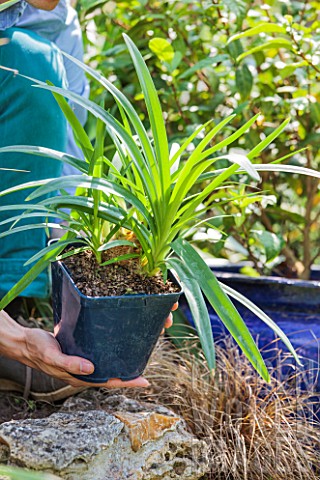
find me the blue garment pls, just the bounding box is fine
[16,1,68,40]
[16,1,90,163]
[1,1,89,140]
[0,1,89,297]
[0,1,26,30]
[0,27,67,298]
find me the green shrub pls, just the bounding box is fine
[77,0,320,278]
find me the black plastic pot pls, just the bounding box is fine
[51,260,182,383]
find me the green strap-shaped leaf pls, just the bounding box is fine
[201,163,320,181]
[47,81,94,161]
[0,465,58,479]
[0,223,80,239]
[24,238,88,266]
[0,204,58,213]
[19,75,159,221]
[0,211,73,228]
[169,120,212,167]
[123,34,171,202]
[98,239,136,252]
[40,195,124,220]
[198,114,260,161]
[0,146,88,173]
[39,195,153,253]
[172,164,239,236]
[271,147,308,165]
[0,235,76,310]
[0,174,155,236]
[247,118,291,160]
[100,253,140,266]
[61,51,157,185]
[26,175,156,235]
[0,0,20,12]
[219,281,302,366]
[167,257,216,370]
[171,115,237,207]
[171,238,270,382]
[168,115,241,224]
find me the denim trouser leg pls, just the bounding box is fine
[0,28,67,299]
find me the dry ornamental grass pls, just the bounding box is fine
[1,298,319,479]
[133,336,320,480]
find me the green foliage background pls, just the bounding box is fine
[76,0,320,279]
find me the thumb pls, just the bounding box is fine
[52,351,95,375]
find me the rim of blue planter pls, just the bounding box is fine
[206,261,320,311]
[207,260,320,288]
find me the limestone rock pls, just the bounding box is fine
[102,394,178,417]
[114,411,181,452]
[0,396,209,480]
[61,392,178,418]
[0,411,123,471]
[0,443,9,463]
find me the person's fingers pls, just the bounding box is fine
[66,376,150,389]
[164,312,173,329]
[22,322,157,388]
[23,329,95,377]
[51,351,95,376]
[161,306,177,334]
[105,376,150,388]
[171,302,179,311]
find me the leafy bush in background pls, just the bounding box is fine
[76,0,320,279]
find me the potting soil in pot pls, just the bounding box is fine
[63,248,179,297]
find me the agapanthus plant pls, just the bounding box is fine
[1,35,320,381]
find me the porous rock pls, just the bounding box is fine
[0,396,209,480]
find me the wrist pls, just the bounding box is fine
[0,310,27,362]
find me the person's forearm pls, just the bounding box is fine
[0,304,176,388]
[26,0,59,10]
[0,309,148,388]
[0,310,26,362]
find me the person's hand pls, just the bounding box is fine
[21,328,150,388]
[14,302,179,388]
[161,301,178,333]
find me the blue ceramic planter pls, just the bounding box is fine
[182,263,320,394]
[51,261,182,383]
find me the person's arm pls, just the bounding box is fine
[0,309,148,387]
[0,304,177,388]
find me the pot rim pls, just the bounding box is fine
[54,259,183,301]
